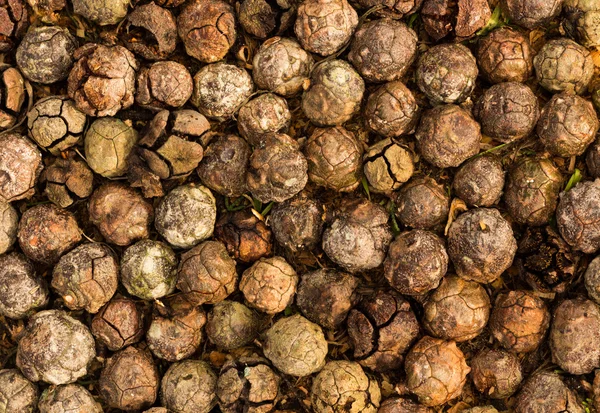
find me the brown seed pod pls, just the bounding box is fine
[305,126,364,192]
[378,397,433,413]
[72,0,129,25]
[514,372,584,413]
[247,133,308,203]
[415,104,481,168]
[477,27,533,84]
[238,0,295,39]
[122,2,177,60]
[239,256,298,314]
[154,0,185,7]
[206,300,259,350]
[0,200,18,254]
[384,229,448,296]
[395,177,449,230]
[67,44,138,117]
[0,65,26,130]
[302,59,365,126]
[564,0,600,48]
[364,81,420,138]
[311,361,381,413]
[121,240,177,300]
[238,93,291,146]
[557,179,600,253]
[18,204,81,265]
[0,369,38,413]
[347,290,419,371]
[85,117,138,178]
[26,0,65,23]
[586,255,600,304]
[416,43,478,104]
[99,346,159,411]
[191,63,254,121]
[448,208,517,284]
[155,184,217,249]
[252,37,314,96]
[92,297,144,351]
[405,336,470,407]
[0,134,42,203]
[178,0,236,63]
[489,290,550,352]
[474,82,539,143]
[0,0,28,52]
[27,97,87,156]
[423,275,491,342]
[217,357,280,413]
[471,348,522,399]
[177,240,237,305]
[214,209,273,263]
[0,253,48,319]
[322,198,393,273]
[452,155,505,207]
[88,182,154,246]
[501,0,562,29]
[348,18,417,83]
[504,157,563,226]
[550,298,600,375]
[534,37,594,95]
[263,314,328,376]
[355,0,421,17]
[270,193,325,253]
[197,134,250,198]
[537,93,599,157]
[39,384,102,413]
[52,243,118,313]
[296,269,359,329]
[587,138,600,179]
[160,360,217,413]
[16,26,76,84]
[136,61,193,109]
[294,0,358,56]
[147,294,206,362]
[42,152,94,208]
[17,310,96,385]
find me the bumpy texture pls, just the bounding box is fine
[477,27,533,84]
[136,61,193,108]
[363,139,414,193]
[471,348,522,399]
[161,360,217,413]
[305,126,363,192]
[504,157,563,226]
[348,18,417,83]
[423,275,490,341]
[395,177,449,230]
[42,151,93,208]
[121,240,177,300]
[214,209,273,263]
[322,198,393,272]
[177,240,236,305]
[238,93,291,146]
[68,44,138,116]
[252,37,314,96]
[263,314,328,376]
[586,255,600,304]
[72,0,129,25]
[0,369,38,413]
[294,0,358,56]
[378,397,433,413]
[0,254,48,319]
[177,0,236,63]
[0,65,26,130]
[17,310,96,385]
[38,384,102,413]
[52,243,118,313]
[0,0,28,52]
[448,208,517,284]
[564,0,600,48]
[557,179,600,253]
[537,93,599,157]
[270,194,324,252]
[550,298,600,375]
[533,37,594,94]
[416,43,478,104]
[155,184,217,249]
[347,290,419,371]
[311,361,381,413]
[501,0,562,29]
[91,297,144,351]
[364,81,419,138]
[453,155,505,207]
[206,300,259,350]
[122,2,177,60]
[0,200,17,254]
[514,372,584,413]
[191,63,253,121]
[84,117,138,178]
[490,290,550,352]
[239,256,298,314]
[405,336,470,407]
[0,134,43,203]
[587,139,600,179]
[302,59,364,126]
[384,229,448,295]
